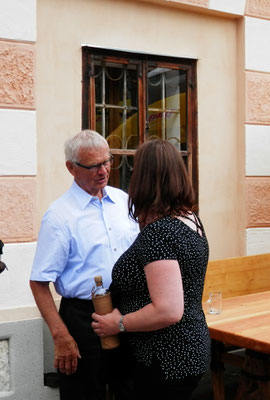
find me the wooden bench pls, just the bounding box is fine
[203,253,270,303]
[202,253,270,400]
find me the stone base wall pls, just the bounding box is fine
[0,314,59,400]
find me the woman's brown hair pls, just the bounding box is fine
[128,139,196,225]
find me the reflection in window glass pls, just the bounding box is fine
[105,65,124,106]
[109,155,134,193]
[95,61,139,150]
[83,48,196,195]
[126,68,138,108]
[147,67,187,151]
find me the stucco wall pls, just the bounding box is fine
[0,0,269,399]
[36,0,244,260]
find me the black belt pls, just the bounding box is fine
[60,296,95,313]
[61,296,93,304]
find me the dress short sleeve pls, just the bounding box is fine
[138,221,178,268]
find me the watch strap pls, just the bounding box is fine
[119,315,126,332]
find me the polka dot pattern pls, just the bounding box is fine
[111,215,211,379]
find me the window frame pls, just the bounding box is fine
[82,46,198,203]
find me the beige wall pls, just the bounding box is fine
[36,0,245,259]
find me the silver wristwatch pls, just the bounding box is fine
[119,315,126,332]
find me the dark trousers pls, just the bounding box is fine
[58,297,135,400]
[58,297,105,400]
[134,358,203,400]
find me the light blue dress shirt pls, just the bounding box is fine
[30,181,139,299]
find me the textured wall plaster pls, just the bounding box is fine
[246,228,270,255]
[0,0,36,42]
[245,124,270,176]
[246,0,270,19]
[0,41,35,109]
[246,71,270,124]
[245,17,270,73]
[246,177,270,227]
[0,109,36,176]
[0,178,37,243]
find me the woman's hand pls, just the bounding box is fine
[92,308,121,336]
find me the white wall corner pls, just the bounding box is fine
[245,124,270,176]
[0,109,37,176]
[245,16,270,73]
[246,228,270,256]
[0,0,36,42]
[0,242,37,310]
[208,0,246,15]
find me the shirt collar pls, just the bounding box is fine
[70,181,116,209]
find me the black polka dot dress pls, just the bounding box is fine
[111,215,211,380]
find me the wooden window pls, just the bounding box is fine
[82,47,198,200]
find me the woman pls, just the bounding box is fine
[92,139,210,400]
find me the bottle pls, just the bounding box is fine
[91,275,120,350]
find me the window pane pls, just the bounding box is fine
[94,61,139,150]
[83,48,196,196]
[109,155,134,192]
[147,111,163,139]
[125,109,139,149]
[94,62,102,104]
[147,67,187,151]
[166,112,181,150]
[127,67,138,107]
[105,64,124,105]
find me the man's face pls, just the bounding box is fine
[66,146,111,198]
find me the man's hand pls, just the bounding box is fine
[54,332,81,375]
[29,281,81,375]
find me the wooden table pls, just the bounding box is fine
[204,291,270,400]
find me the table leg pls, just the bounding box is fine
[234,349,270,400]
[210,340,225,400]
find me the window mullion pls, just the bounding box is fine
[161,72,166,140]
[138,61,146,144]
[122,66,127,188]
[89,58,96,130]
[101,64,106,138]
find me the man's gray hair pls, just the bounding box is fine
[64,130,109,161]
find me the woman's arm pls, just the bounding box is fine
[92,259,184,335]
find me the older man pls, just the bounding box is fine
[30,130,139,400]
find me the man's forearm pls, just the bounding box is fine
[30,280,80,374]
[29,280,69,338]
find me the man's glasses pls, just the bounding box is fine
[74,155,113,172]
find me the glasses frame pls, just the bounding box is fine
[74,155,113,171]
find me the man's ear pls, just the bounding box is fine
[66,160,76,177]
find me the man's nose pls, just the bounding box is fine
[97,164,107,173]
